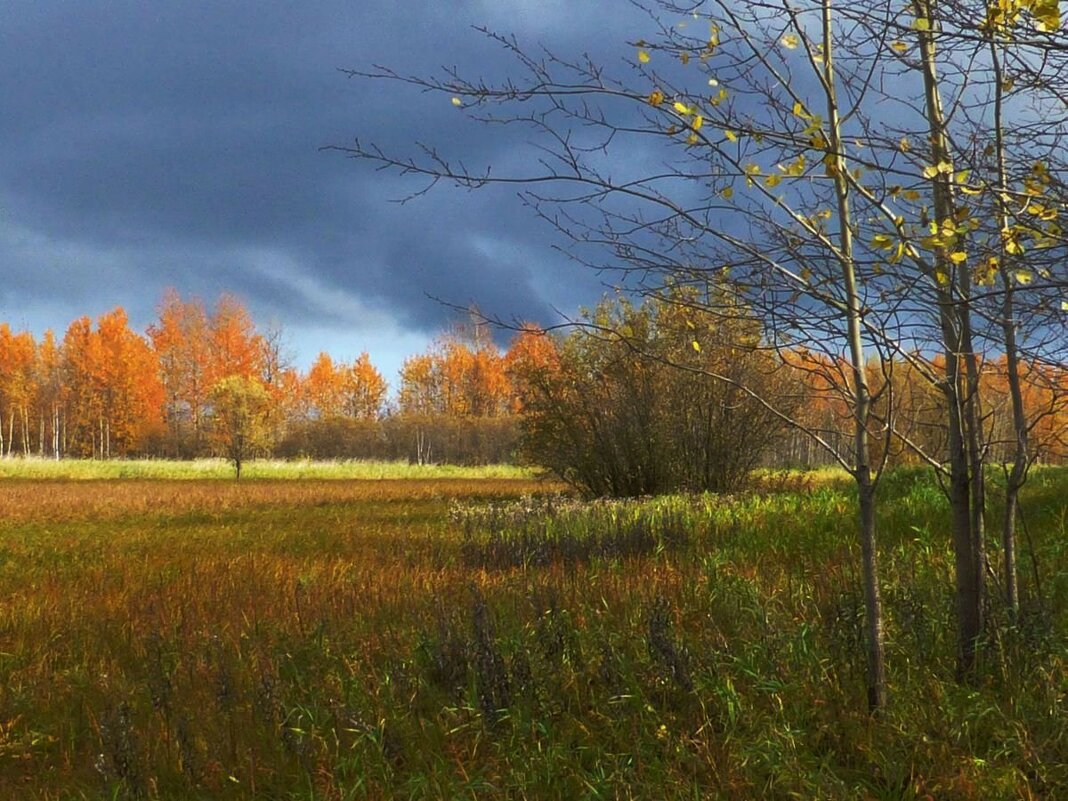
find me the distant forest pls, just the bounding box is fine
[0,289,1063,478]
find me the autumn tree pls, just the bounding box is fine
[342,352,387,420]
[0,325,36,457]
[34,331,64,458]
[148,290,213,455]
[337,0,911,708]
[209,293,265,385]
[305,352,347,420]
[210,375,271,479]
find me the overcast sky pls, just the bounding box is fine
[1,1,651,381]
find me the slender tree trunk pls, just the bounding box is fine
[915,0,982,679]
[824,0,886,710]
[988,31,1026,619]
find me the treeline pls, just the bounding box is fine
[0,288,1064,472]
[0,290,519,464]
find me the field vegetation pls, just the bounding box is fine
[0,468,1065,799]
[0,458,537,482]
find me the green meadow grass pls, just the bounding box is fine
[0,456,538,481]
[0,468,1064,799]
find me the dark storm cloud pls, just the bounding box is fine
[0,0,648,358]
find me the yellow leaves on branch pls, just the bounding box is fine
[781,33,800,49]
[922,161,954,179]
[986,0,1061,32]
[648,90,665,107]
[912,17,932,31]
[976,257,999,286]
[779,154,806,177]
[1002,225,1028,255]
[1032,0,1062,32]
[451,97,463,107]
[638,49,651,64]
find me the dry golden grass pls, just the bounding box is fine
[0,470,1064,799]
[0,477,558,525]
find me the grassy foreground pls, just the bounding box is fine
[0,457,537,481]
[0,470,1065,799]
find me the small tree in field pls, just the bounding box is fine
[210,376,271,479]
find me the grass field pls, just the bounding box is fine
[0,468,1065,799]
[0,457,538,481]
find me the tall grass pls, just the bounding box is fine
[0,469,1064,798]
[0,456,538,481]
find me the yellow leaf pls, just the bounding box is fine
[935,270,950,286]
[680,51,691,65]
[781,34,800,49]
[913,17,932,31]
[687,132,700,145]
[891,40,909,52]
[765,173,782,187]
[923,165,939,179]
[724,129,737,142]
[817,209,832,220]
[1014,270,1033,284]
[721,186,734,199]
[899,137,911,153]
[793,100,805,117]
[904,189,922,201]
[674,101,693,115]
[744,163,761,175]
[949,251,968,264]
[1032,0,1060,31]
[638,49,651,63]
[451,97,463,107]
[648,90,664,107]
[691,340,701,352]
[1061,300,1068,311]
[692,115,704,131]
